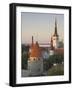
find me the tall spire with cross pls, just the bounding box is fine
[51,18,59,48]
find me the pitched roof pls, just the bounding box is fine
[54,48,64,55]
[29,41,41,57]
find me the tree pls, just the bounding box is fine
[21,52,28,69]
[43,54,64,71]
[48,64,64,76]
[48,54,64,64]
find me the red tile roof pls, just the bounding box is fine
[29,41,41,57]
[54,48,64,55]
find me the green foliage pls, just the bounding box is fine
[21,52,28,70]
[43,54,64,71]
[22,44,29,53]
[48,54,64,64]
[48,64,64,76]
[21,44,29,70]
[43,60,52,71]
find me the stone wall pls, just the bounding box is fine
[28,59,43,76]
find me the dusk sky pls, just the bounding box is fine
[21,12,64,44]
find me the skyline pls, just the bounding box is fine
[21,12,64,44]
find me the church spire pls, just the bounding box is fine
[32,36,34,45]
[54,18,58,36]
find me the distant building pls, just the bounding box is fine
[40,47,49,59]
[28,36,43,76]
[51,19,59,49]
[54,48,64,55]
[49,19,64,55]
[29,36,42,61]
[49,37,54,55]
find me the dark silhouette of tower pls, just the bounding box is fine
[32,36,34,45]
[54,19,58,37]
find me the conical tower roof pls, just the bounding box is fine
[29,36,41,58]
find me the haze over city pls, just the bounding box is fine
[21,12,64,44]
